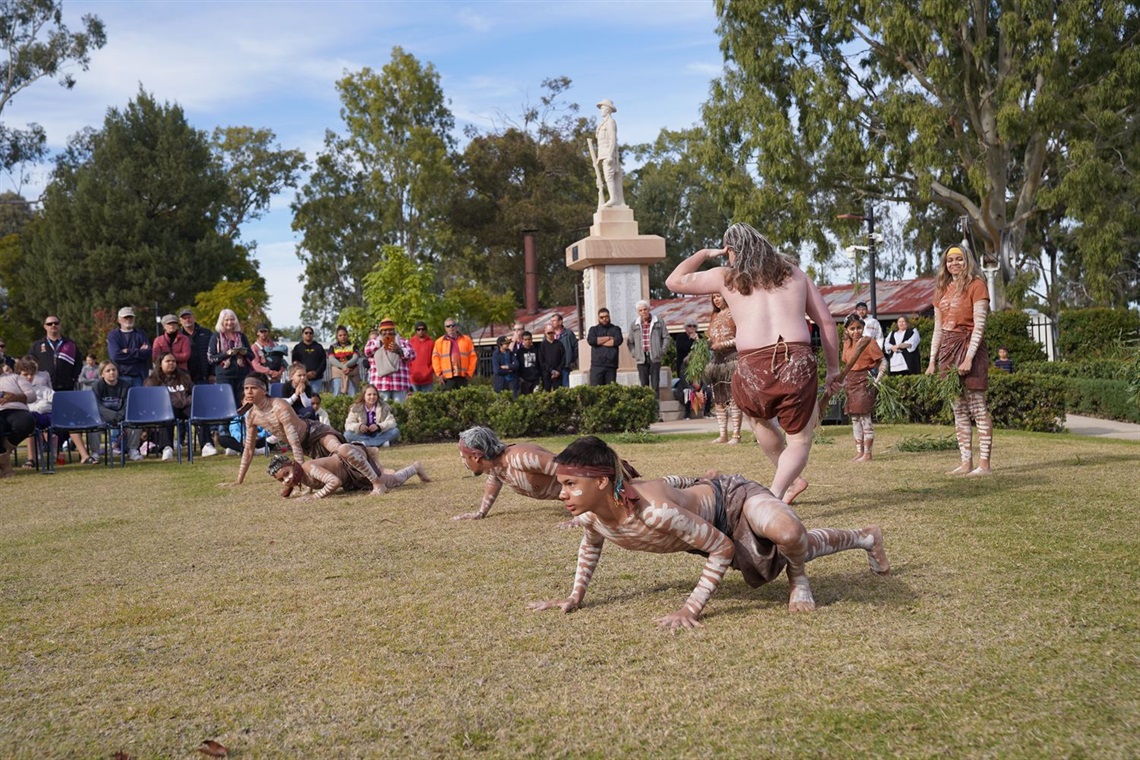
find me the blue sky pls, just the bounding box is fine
[8,0,726,328]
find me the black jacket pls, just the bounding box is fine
[586,323,624,369]
[537,338,565,378]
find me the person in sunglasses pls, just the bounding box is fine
[30,315,81,392]
[431,319,476,391]
[407,321,435,393]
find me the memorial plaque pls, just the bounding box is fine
[606,264,642,332]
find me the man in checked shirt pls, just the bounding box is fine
[528,436,891,629]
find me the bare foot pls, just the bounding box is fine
[370,484,388,496]
[556,517,582,530]
[947,462,973,475]
[787,584,816,612]
[702,468,720,479]
[783,477,809,505]
[859,453,873,462]
[414,461,431,482]
[710,436,727,444]
[965,466,992,477]
[851,452,864,461]
[727,436,740,445]
[863,525,890,575]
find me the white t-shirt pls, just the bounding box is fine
[887,328,920,372]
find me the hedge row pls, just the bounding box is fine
[1019,360,1129,380]
[313,385,659,444]
[880,372,1067,432]
[1057,377,1140,424]
[1057,308,1140,360]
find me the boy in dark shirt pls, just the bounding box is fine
[537,326,566,391]
[515,331,541,395]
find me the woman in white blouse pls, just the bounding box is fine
[884,316,921,375]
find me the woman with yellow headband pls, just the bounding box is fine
[926,244,994,475]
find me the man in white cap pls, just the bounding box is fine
[107,306,151,388]
[592,98,625,208]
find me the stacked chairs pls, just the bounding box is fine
[188,385,239,464]
[48,390,115,473]
[120,386,181,465]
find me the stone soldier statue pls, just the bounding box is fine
[588,98,626,209]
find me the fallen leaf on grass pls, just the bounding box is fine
[112,752,133,760]
[197,739,228,757]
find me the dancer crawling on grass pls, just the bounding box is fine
[529,436,889,629]
[666,222,841,504]
[224,375,347,487]
[267,449,429,501]
[926,244,993,476]
[842,314,889,462]
[453,426,566,522]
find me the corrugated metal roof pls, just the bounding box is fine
[469,278,935,345]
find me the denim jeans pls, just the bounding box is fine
[379,389,407,404]
[344,428,400,447]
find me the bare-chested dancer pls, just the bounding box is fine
[453,426,566,521]
[528,436,889,629]
[267,449,429,501]
[665,223,841,504]
[223,375,347,486]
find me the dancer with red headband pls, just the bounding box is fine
[529,436,890,629]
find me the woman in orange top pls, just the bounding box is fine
[842,315,888,462]
[925,244,993,476]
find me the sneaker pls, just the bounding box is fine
[254,447,268,456]
[201,443,218,457]
[265,434,279,445]
[382,441,390,448]
[224,448,240,456]
[128,449,144,462]
[111,448,122,459]
[162,446,175,461]
[140,442,155,456]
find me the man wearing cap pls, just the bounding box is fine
[592,99,625,208]
[432,319,476,391]
[586,308,623,386]
[854,302,884,343]
[151,314,191,371]
[178,308,213,387]
[30,315,81,392]
[407,321,435,393]
[107,307,151,388]
[250,324,285,383]
[365,318,414,403]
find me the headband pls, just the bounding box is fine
[243,376,267,390]
[554,460,643,511]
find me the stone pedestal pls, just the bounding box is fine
[566,206,666,378]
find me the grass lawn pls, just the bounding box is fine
[1,425,1138,758]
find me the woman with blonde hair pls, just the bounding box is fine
[343,383,399,448]
[926,244,993,476]
[207,309,251,406]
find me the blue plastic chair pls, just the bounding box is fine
[121,386,180,465]
[268,382,285,398]
[188,384,240,464]
[48,390,115,471]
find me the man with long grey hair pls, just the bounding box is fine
[665,223,841,505]
[454,426,568,523]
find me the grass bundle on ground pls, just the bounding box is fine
[895,432,959,451]
[874,375,910,422]
[685,338,711,384]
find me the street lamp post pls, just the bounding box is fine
[837,206,878,315]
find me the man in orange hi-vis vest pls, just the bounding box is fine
[431,319,477,390]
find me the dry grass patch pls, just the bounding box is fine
[1,426,1137,757]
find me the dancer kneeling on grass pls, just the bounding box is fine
[529,436,890,629]
[842,314,889,462]
[453,425,565,522]
[926,244,993,476]
[267,448,429,501]
[223,375,346,487]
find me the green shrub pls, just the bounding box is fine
[1019,360,1128,380]
[987,372,1066,432]
[1058,308,1140,360]
[1059,378,1140,424]
[389,385,658,443]
[986,309,1047,364]
[320,393,355,433]
[884,372,1066,432]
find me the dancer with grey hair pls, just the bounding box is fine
[454,426,566,522]
[666,223,841,505]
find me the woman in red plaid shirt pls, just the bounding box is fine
[364,318,415,403]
